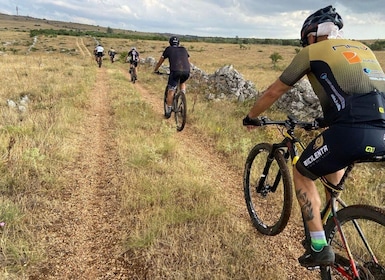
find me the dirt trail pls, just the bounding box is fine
[131,77,316,279]
[29,65,315,279]
[29,68,125,279]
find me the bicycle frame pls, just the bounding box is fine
[156,70,187,131]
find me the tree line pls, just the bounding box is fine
[29,28,385,50]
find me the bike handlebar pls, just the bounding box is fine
[243,115,321,131]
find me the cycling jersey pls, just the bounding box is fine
[280,39,385,126]
[108,49,116,56]
[95,46,104,53]
[284,39,385,179]
[162,46,190,72]
[128,50,139,62]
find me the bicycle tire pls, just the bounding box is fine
[163,86,168,118]
[321,205,385,280]
[243,143,293,236]
[130,67,135,82]
[174,92,186,131]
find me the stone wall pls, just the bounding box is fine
[145,58,323,120]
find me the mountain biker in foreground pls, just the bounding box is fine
[153,36,191,118]
[127,47,140,79]
[94,44,104,64]
[243,5,385,268]
[108,47,116,63]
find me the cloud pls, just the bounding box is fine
[2,0,385,39]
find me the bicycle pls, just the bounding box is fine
[243,115,385,279]
[95,54,103,68]
[129,64,137,83]
[108,50,116,63]
[155,71,187,132]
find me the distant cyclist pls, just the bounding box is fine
[127,47,140,79]
[108,47,116,63]
[94,44,104,65]
[154,36,191,118]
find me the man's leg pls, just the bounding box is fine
[166,89,175,106]
[293,167,335,266]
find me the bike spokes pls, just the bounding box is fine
[323,208,385,279]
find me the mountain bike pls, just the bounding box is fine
[129,64,137,83]
[96,54,103,68]
[155,71,187,132]
[243,115,385,279]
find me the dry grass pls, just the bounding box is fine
[0,15,384,279]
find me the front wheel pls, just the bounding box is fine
[243,143,293,236]
[321,205,385,280]
[130,67,136,83]
[174,92,187,131]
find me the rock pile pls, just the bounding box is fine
[145,57,322,119]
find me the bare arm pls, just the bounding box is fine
[154,56,165,72]
[247,79,291,118]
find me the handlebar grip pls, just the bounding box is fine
[243,115,262,126]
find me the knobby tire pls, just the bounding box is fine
[321,205,385,280]
[175,92,187,132]
[243,143,293,236]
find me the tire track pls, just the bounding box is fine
[76,37,92,57]
[29,68,125,279]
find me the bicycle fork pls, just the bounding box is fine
[256,146,286,196]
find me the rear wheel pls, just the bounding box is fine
[321,205,385,279]
[130,66,136,82]
[163,86,168,118]
[243,143,293,235]
[174,92,187,131]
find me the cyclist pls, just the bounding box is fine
[94,44,104,65]
[127,47,140,79]
[108,47,116,63]
[243,5,385,268]
[153,36,191,118]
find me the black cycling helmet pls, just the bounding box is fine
[300,5,343,47]
[169,36,180,47]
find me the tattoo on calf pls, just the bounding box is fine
[296,189,314,221]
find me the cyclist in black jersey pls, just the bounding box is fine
[127,47,140,79]
[243,5,385,268]
[154,36,191,119]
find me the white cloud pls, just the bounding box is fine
[1,0,384,39]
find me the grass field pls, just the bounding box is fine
[1,13,385,279]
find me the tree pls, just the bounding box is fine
[269,52,283,68]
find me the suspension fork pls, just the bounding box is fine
[256,141,291,194]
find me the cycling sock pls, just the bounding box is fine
[310,231,328,251]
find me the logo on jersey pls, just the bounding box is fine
[342,51,362,64]
[320,73,345,111]
[303,136,329,167]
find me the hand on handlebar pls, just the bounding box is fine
[243,115,263,127]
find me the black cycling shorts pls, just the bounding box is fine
[130,60,138,67]
[167,71,190,90]
[296,124,385,180]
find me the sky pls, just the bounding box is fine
[1,0,385,40]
